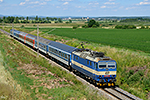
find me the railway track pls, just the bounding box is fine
[0,29,142,100]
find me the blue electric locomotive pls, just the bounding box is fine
[72,49,116,86]
[10,29,117,86]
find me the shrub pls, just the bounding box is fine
[82,25,88,28]
[73,26,77,29]
[127,72,140,85]
[141,26,145,29]
[92,25,97,28]
[66,21,69,24]
[21,25,24,28]
[55,21,58,23]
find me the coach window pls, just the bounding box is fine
[74,55,75,60]
[65,54,67,59]
[56,50,58,54]
[59,51,61,56]
[68,55,70,59]
[61,52,63,57]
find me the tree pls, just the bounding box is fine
[39,18,42,21]
[26,16,29,21]
[3,16,6,22]
[88,19,99,27]
[46,17,49,21]
[0,18,2,23]
[54,17,57,21]
[35,16,38,21]
[58,18,62,23]
[14,17,20,23]
[69,19,72,23]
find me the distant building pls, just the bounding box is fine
[87,16,89,21]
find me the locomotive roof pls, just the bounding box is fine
[48,41,77,53]
[72,49,111,62]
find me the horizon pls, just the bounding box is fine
[0,0,150,17]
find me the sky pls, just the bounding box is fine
[0,0,150,17]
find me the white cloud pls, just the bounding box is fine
[75,6,81,8]
[126,7,136,10]
[19,2,26,5]
[25,0,29,1]
[29,1,39,4]
[56,6,60,8]
[104,2,115,5]
[59,0,72,1]
[45,0,51,1]
[40,2,47,5]
[0,0,3,2]
[88,2,99,5]
[63,2,68,5]
[137,1,150,5]
[101,6,106,8]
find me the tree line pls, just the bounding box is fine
[0,16,63,23]
[120,17,150,22]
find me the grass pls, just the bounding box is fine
[49,28,150,53]
[0,31,105,99]
[12,27,150,100]
[1,26,150,99]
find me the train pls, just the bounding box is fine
[10,29,117,86]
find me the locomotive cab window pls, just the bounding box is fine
[76,56,78,60]
[108,62,115,69]
[87,61,89,65]
[90,61,92,66]
[99,62,106,69]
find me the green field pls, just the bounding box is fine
[47,28,150,53]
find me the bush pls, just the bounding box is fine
[82,25,88,28]
[66,21,69,24]
[55,21,58,23]
[141,26,145,29]
[73,26,77,29]
[127,72,140,85]
[92,25,97,28]
[21,25,24,28]
[115,25,136,29]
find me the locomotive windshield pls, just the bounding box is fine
[108,62,116,69]
[99,62,106,69]
[99,62,116,69]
